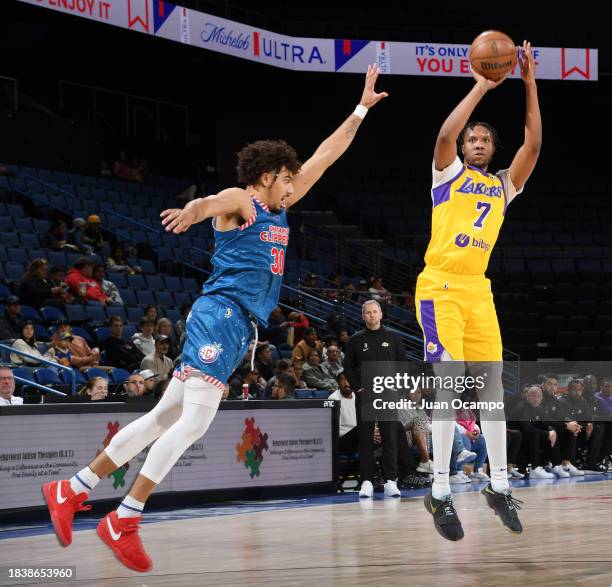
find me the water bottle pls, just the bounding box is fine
[242,383,249,401]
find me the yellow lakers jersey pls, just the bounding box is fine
[424,157,515,275]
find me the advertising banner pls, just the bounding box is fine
[19,1,598,80]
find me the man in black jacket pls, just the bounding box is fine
[344,299,408,498]
[0,296,23,340]
[103,315,144,371]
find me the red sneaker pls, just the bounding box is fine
[42,480,91,547]
[96,511,153,573]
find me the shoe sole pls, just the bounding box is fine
[96,519,153,573]
[41,484,70,548]
[423,493,464,541]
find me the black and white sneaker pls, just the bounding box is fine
[481,483,523,533]
[424,490,464,541]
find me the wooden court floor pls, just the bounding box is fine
[1,480,611,587]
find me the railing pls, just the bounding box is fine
[0,344,74,396]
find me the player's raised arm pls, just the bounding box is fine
[508,41,542,191]
[434,68,505,171]
[283,64,388,209]
[160,188,252,234]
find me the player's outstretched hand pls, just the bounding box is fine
[160,207,196,233]
[359,64,388,109]
[519,40,536,85]
[471,66,506,93]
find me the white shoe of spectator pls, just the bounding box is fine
[450,472,470,484]
[456,449,477,465]
[416,460,434,474]
[552,465,570,478]
[509,467,525,479]
[563,463,584,477]
[530,466,555,479]
[383,480,401,498]
[359,480,374,498]
[470,468,490,481]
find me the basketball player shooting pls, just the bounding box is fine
[416,41,541,540]
[41,65,387,572]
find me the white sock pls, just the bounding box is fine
[480,419,510,493]
[117,495,145,519]
[69,466,100,496]
[431,419,454,500]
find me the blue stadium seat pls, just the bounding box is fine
[155,291,174,307]
[127,274,146,290]
[47,251,68,268]
[126,306,143,323]
[107,272,127,288]
[117,288,137,306]
[65,304,87,323]
[146,275,164,291]
[61,368,87,386]
[111,368,131,385]
[123,324,137,340]
[85,367,110,381]
[174,292,191,306]
[71,326,94,346]
[139,259,156,274]
[0,217,13,230]
[85,305,107,324]
[27,249,46,262]
[34,324,49,341]
[312,390,330,399]
[0,283,12,300]
[136,290,156,306]
[107,305,126,322]
[20,305,42,322]
[163,276,181,291]
[295,389,314,399]
[0,232,20,246]
[182,277,199,292]
[14,218,34,232]
[34,368,62,386]
[94,327,112,344]
[12,368,35,386]
[7,249,29,265]
[6,204,25,218]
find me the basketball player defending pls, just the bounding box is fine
[42,66,387,572]
[419,42,541,540]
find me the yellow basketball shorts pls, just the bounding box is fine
[415,267,503,362]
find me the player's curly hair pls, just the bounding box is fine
[236,140,301,185]
[458,121,503,151]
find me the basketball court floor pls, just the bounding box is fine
[1,476,611,586]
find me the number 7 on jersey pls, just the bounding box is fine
[473,201,492,229]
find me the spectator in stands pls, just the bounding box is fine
[10,321,47,366]
[259,306,289,347]
[49,265,74,305]
[305,273,318,291]
[398,385,433,474]
[229,363,264,400]
[80,215,105,254]
[174,303,191,341]
[106,244,142,274]
[265,359,292,398]
[139,369,158,396]
[355,279,370,303]
[0,296,23,340]
[69,218,92,255]
[0,366,23,405]
[131,318,155,357]
[328,373,358,453]
[539,375,583,476]
[52,321,101,370]
[78,376,109,401]
[65,258,111,305]
[45,331,73,367]
[155,318,179,361]
[270,373,296,400]
[291,361,307,389]
[287,310,308,346]
[291,326,323,363]
[368,276,392,306]
[324,313,345,340]
[456,407,489,481]
[99,160,112,177]
[140,335,173,384]
[510,385,563,478]
[302,350,339,392]
[595,378,612,414]
[92,265,123,305]
[144,305,158,323]
[103,316,144,371]
[19,258,66,310]
[321,334,341,360]
[124,372,146,397]
[559,378,606,472]
[44,219,79,252]
[322,344,344,378]
[254,344,275,382]
[113,151,131,179]
[337,329,350,354]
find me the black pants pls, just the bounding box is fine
[507,429,522,464]
[550,423,577,462]
[521,425,561,467]
[359,420,411,482]
[568,423,605,467]
[338,425,359,454]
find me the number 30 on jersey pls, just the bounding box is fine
[270,247,285,275]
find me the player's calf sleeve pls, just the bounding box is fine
[139,378,223,484]
[104,377,185,467]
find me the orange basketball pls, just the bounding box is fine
[469,30,517,81]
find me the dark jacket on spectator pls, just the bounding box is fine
[103,335,144,371]
[510,400,554,437]
[558,394,592,423]
[19,277,57,308]
[539,392,570,423]
[0,310,22,340]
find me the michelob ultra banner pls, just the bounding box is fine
[19,1,597,80]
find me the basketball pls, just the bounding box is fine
[469,30,517,81]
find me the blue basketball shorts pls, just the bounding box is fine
[174,294,254,390]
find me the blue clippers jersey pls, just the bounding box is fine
[202,195,289,326]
